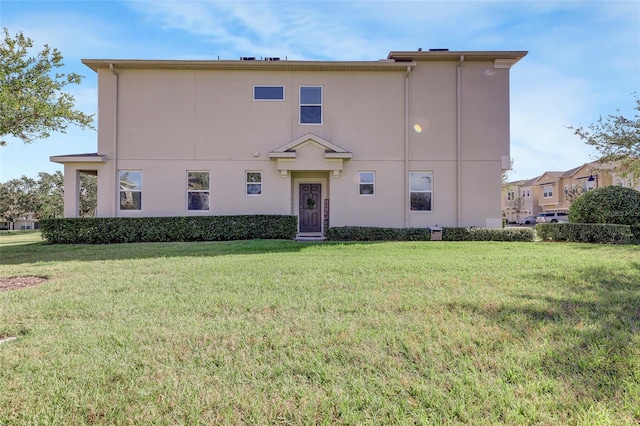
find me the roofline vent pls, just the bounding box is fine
[429,48,449,52]
[240,57,256,61]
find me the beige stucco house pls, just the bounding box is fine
[502,176,539,223]
[51,49,526,236]
[503,160,639,221]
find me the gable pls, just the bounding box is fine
[269,134,352,177]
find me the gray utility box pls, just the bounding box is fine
[429,226,443,241]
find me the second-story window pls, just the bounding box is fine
[300,86,322,124]
[254,86,284,101]
[543,185,553,198]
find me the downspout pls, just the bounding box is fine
[404,65,413,228]
[456,55,464,227]
[109,63,119,216]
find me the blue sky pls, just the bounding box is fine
[1,0,638,182]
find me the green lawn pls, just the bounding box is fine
[1,232,639,425]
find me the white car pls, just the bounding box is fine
[536,212,569,223]
[516,215,536,225]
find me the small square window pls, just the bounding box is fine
[359,172,375,195]
[246,172,262,195]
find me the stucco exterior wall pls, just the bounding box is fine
[58,51,525,230]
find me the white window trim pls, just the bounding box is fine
[187,171,210,211]
[299,85,323,125]
[358,171,375,196]
[119,170,143,211]
[409,171,433,212]
[253,85,285,101]
[543,185,553,198]
[246,171,262,196]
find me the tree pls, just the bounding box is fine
[79,173,97,217]
[0,176,38,226]
[36,171,64,218]
[0,28,94,146]
[0,171,97,225]
[507,196,527,221]
[569,94,640,180]
[563,184,585,203]
[569,185,640,226]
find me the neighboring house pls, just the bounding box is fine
[503,160,639,222]
[51,49,527,236]
[502,176,539,223]
[534,164,606,214]
[1,214,39,231]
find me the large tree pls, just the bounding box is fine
[569,94,640,180]
[0,172,97,225]
[0,176,38,225]
[0,28,94,146]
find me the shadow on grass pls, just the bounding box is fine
[0,238,376,266]
[457,263,640,405]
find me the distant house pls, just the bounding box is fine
[503,160,639,220]
[502,176,538,223]
[51,49,527,237]
[1,214,39,231]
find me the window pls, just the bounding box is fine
[119,171,142,210]
[522,189,531,198]
[187,171,210,210]
[543,185,553,198]
[507,191,514,201]
[254,86,284,101]
[409,172,433,211]
[358,172,375,195]
[246,172,262,195]
[300,86,322,124]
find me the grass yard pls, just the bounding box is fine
[1,231,639,425]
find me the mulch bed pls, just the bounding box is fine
[0,276,48,292]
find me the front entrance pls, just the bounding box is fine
[299,183,322,233]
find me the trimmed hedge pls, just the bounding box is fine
[536,222,633,244]
[40,215,298,244]
[569,186,640,226]
[442,227,536,242]
[325,226,536,242]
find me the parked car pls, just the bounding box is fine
[516,215,536,225]
[536,212,568,223]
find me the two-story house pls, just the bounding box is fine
[503,159,639,223]
[51,49,526,237]
[502,176,538,223]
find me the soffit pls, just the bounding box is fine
[82,59,415,73]
[387,50,528,64]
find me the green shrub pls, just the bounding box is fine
[569,185,640,226]
[536,222,633,244]
[442,227,536,242]
[40,215,298,244]
[325,227,432,241]
[325,226,536,242]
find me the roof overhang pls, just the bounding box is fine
[82,59,416,73]
[50,153,107,164]
[387,50,528,68]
